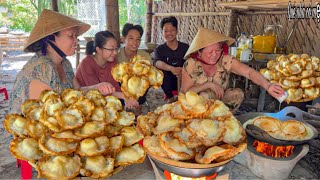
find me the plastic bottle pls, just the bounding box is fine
[247,35,253,50]
[236,32,247,59]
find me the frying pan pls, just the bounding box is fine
[236,106,319,145]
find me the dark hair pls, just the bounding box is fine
[86,31,116,55]
[122,23,144,37]
[160,16,178,30]
[26,32,59,53]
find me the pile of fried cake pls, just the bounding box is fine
[244,116,315,141]
[4,89,145,179]
[112,55,164,99]
[138,91,247,165]
[260,53,320,103]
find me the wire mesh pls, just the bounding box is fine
[77,0,106,38]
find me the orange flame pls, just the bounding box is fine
[253,140,294,158]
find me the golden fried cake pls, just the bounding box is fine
[90,107,107,122]
[178,91,209,116]
[76,136,110,156]
[70,97,95,117]
[52,130,82,142]
[173,128,203,149]
[25,105,42,121]
[26,120,48,139]
[21,99,40,116]
[105,106,119,125]
[75,121,105,138]
[39,90,59,103]
[10,138,43,161]
[121,75,150,99]
[114,111,135,127]
[61,88,84,107]
[121,126,144,147]
[252,116,281,133]
[105,95,123,111]
[186,119,224,146]
[136,114,154,136]
[115,144,146,166]
[39,135,78,155]
[37,155,81,179]
[4,114,29,138]
[286,88,303,102]
[56,108,85,130]
[147,66,164,89]
[223,116,246,145]
[111,62,129,82]
[154,113,184,134]
[206,100,232,120]
[159,132,195,161]
[130,61,150,76]
[80,156,114,178]
[109,135,125,157]
[195,146,232,164]
[143,135,168,158]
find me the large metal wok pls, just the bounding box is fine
[148,154,226,177]
[236,106,320,146]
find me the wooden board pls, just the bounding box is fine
[218,0,320,11]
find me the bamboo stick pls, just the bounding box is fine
[239,11,287,15]
[153,11,231,17]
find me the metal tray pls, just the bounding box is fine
[148,155,226,177]
[236,106,319,145]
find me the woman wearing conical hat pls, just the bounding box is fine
[9,9,116,114]
[181,28,285,112]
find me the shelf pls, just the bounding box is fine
[218,0,318,11]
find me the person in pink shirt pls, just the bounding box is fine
[75,31,139,109]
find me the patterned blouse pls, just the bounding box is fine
[183,55,233,98]
[9,52,74,114]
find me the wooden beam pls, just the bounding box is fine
[105,0,120,41]
[145,0,153,42]
[153,11,231,17]
[51,0,59,12]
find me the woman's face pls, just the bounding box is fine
[54,27,78,56]
[98,38,118,63]
[162,23,177,42]
[199,43,223,65]
[124,29,141,52]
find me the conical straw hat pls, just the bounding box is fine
[24,9,91,52]
[184,28,235,59]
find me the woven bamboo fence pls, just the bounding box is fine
[151,0,236,46]
[151,0,320,57]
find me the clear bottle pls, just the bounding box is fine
[247,35,253,50]
[236,32,247,59]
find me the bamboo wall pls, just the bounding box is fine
[151,0,235,46]
[151,0,320,57]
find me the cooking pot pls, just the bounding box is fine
[252,35,276,53]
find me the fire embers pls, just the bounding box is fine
[138,91,247,165]
[112,55,164,99]
[3,89,145,179]
[260,54,320,103]
[253,140,294,158]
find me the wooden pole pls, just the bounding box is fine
[227,10,238,39]
[145,0,153,43]
[151,1,158,42]
[51,0,59,12]
[106,0,120,42]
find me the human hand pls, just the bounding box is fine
[96,82,115,95]
[170,67,182,77]
[125,98,139,109]
[267,83,285,98]
[209,82,224,99]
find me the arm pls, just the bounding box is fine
[230,59,285,98]
[181,68,210,93]
[29,80,52,99]
[156,61,182,77]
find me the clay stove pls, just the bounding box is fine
[233,135,309,179]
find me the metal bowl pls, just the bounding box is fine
[148,155,226,177]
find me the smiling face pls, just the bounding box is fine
[124,29,141,52]
[198,43,223,65]
[162,23,177,42]
[96,38,118,63]
[53,27,78,56]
